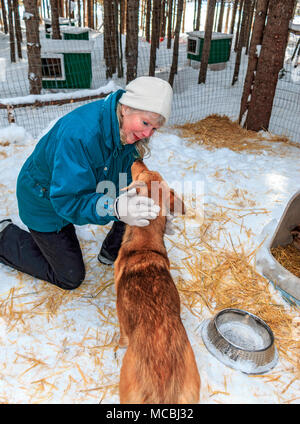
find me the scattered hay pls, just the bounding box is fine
[1,202,299,402]
[172,204,300,391]
[174,114,300,153]
[271,244,300,279]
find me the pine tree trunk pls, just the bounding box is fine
[217,0,224,32]
[50,0,61,39]
[169,0,184,87]
[110,0,117,72]
[120,0,125,34]
[155,0,161,48]
[149,0,160,75]
[87,0,91,28]
[103,0,116,78]
[103,0,108,64]
[23,0,42,94]
[195,0,202,31]
[160,0,167,39]
[114,0,123,78]
[198,0,216,84]
[234,0,244,51]
[118,0,124,77]
[232,0,251,85]
[77,0,81,26]
[13,0,22,59]
[126,0,139,83]
[59,0,64,16]
[239,0,269,124]
[1,0,9,33]
[91,0,94,28]
[145,0,151,42]
[182,0,186,34]
[245,0,295,131]
[7,0,16,62]
[230,0,239,34]
[167,0,173,48]
[245,0,255,53]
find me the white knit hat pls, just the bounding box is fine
[119,76,173,122]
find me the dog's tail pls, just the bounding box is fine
[119,315,200,404]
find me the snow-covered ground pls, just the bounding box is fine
[0,120,300,404]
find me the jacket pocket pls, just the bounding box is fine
[35,183,50,199]
[25,170,51,200]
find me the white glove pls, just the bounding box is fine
[114,188,160,227]
[165,214,176,235]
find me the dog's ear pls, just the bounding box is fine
[131,160,149,181]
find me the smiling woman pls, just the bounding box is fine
[0,76,174,289]
[117,76,171,158]
[120,106,163,144]
[117,104,166,158]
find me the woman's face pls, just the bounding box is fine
[121,105,162,144]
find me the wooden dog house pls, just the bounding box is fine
[187,31,233,65]
[256,190,300,305]
[41,39,94,89]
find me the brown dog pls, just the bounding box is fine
[114,160,200,404]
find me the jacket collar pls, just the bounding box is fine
[102,89,124,151]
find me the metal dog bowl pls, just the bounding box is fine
[201,308,278,374]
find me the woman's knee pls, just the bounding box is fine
[56,266,86,290]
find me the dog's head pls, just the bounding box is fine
[129,160,185,216]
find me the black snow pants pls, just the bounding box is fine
[0,221,125,290]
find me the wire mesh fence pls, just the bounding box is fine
[0,0,299,141]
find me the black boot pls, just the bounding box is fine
[98,221,126,265]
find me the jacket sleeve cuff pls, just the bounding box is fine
[96,195,117,219]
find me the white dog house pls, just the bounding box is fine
[256,190,300,305]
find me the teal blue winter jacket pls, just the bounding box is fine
[16,90,140,232]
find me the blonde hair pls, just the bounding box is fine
[116,103,165,159]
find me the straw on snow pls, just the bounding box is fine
[171,204,300,394]
[174,114,300,153]
[271,244,300,279]
[0,233,121,402]
[0,206,299,402]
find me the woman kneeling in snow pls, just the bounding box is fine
[0,77,174,290]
